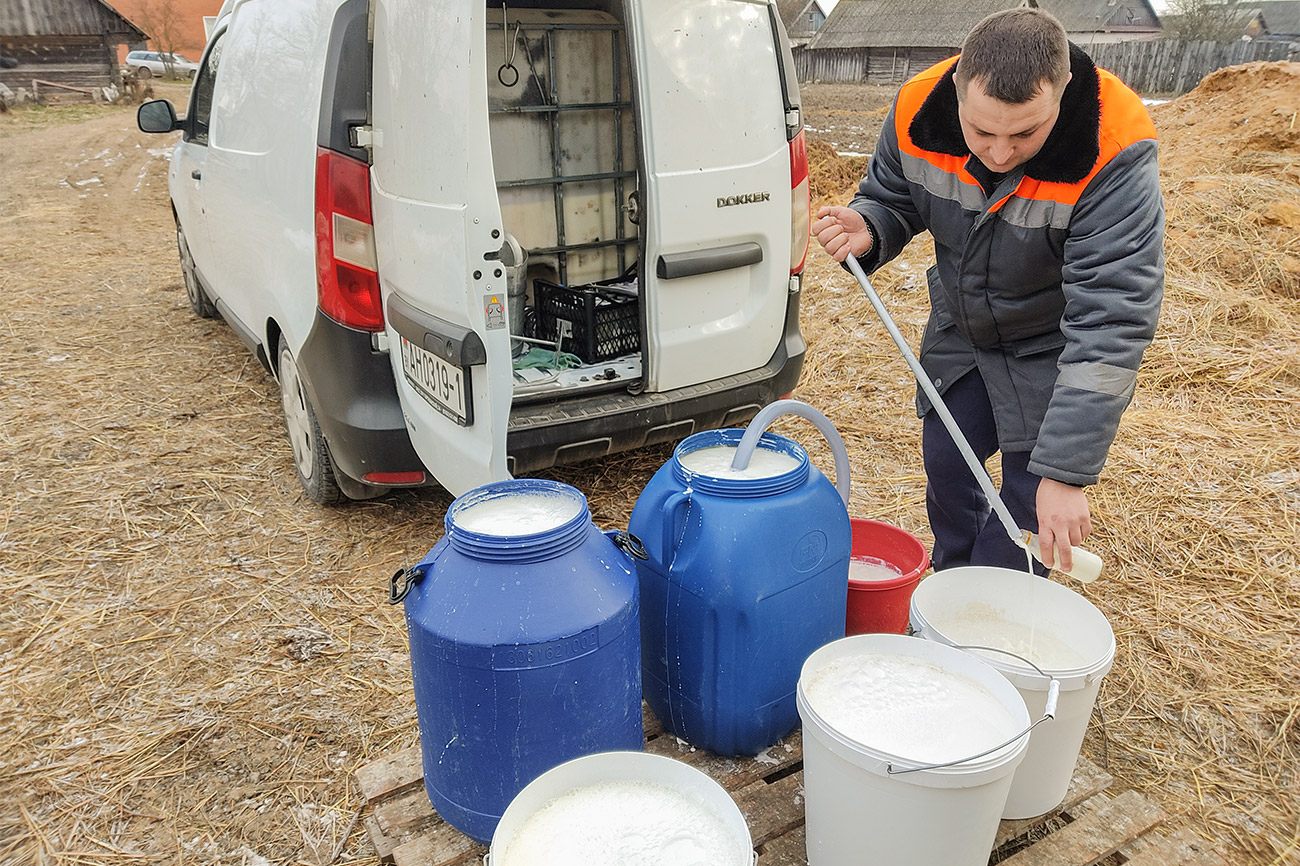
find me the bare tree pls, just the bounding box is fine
[132,0,186,78]
[1161,0,1250,41]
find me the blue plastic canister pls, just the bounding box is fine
[629,428,850,756]
[391,479,644,843]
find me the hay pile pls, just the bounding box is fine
[808,138,868,205]
[796,63,1300,864]
[1154,61,1300,301]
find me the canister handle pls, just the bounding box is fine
[388,562,430,605]
[604,529,648,562]
[658,491,692,564]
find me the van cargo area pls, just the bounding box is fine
[487,7,644,402]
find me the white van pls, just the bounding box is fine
[139,0,809,503]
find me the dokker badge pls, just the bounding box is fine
[717,191,771,208]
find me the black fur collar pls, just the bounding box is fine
[907,44,1102,185]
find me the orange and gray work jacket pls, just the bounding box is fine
[850,45,1164,487]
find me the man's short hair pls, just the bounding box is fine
[955,9,1070,104]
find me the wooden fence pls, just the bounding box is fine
[795,38,1299,95]
[794,46,953,87]
[1085,38,1298,94]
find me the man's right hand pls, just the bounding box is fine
[813,206,874,263]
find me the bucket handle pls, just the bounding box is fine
[886,645,1060,776]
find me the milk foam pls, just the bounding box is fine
[454,492,582,536]
[930,601,1089,670]
[498,780,746,866]
[804,651,1018,764]
[848,556,904,582]
[677,444,800,480]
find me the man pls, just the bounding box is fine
[813,9,1163,575]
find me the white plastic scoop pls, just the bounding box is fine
[844,255,1102,583]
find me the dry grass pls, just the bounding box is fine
[1080,167,1300,861]
[0,68,1297,865]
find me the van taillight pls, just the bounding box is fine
[314,148,383,331]
[789,129,810,275]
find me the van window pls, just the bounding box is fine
[186,35,225,145]
[208,2,322,155]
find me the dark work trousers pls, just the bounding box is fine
[922,369,1048,575]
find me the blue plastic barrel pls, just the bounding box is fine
[629,429,850,756]
[392,479,644,843]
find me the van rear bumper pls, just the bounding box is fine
[298,290,805,485]
[506,292,806,474]
[297,312,427,485]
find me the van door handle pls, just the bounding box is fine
[191,169,202,180]
[657,242,763,280]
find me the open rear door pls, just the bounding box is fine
[625,0,794,393]
[369,1,511,495]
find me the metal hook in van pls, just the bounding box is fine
[498,1,521,88]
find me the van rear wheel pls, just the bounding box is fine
[277,339,345,505]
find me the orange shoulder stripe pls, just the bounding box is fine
[1014,69,1157,206]
[893,56,984,190]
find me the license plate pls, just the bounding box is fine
[400,336,472,426]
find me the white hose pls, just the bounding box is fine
[731,398,851,506]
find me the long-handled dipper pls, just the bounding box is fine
[844,255,1103,583]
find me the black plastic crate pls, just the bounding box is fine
[527,279,640,363]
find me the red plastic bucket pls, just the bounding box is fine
[845,518,930,635]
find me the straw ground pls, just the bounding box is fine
[1,67,1297,864]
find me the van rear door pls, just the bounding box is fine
[369,1,511,496]
[626,0,796,393]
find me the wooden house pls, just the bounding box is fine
[780,0,836,44]
[801,0,1161,84]
[0,0,147,92]
[1245,1,1300,38]
[1049,0,1163,45]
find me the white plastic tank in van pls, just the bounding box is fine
[142,0,809,501]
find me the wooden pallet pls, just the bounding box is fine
[356,706,1229,866]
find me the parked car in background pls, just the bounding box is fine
[137,0,809,505]
[125,50,199,79]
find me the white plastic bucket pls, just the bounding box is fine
[796,633,1031,866]
[487,751,754,866]
[909,566,1116,819]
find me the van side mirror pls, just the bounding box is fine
[137,99,182,133]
